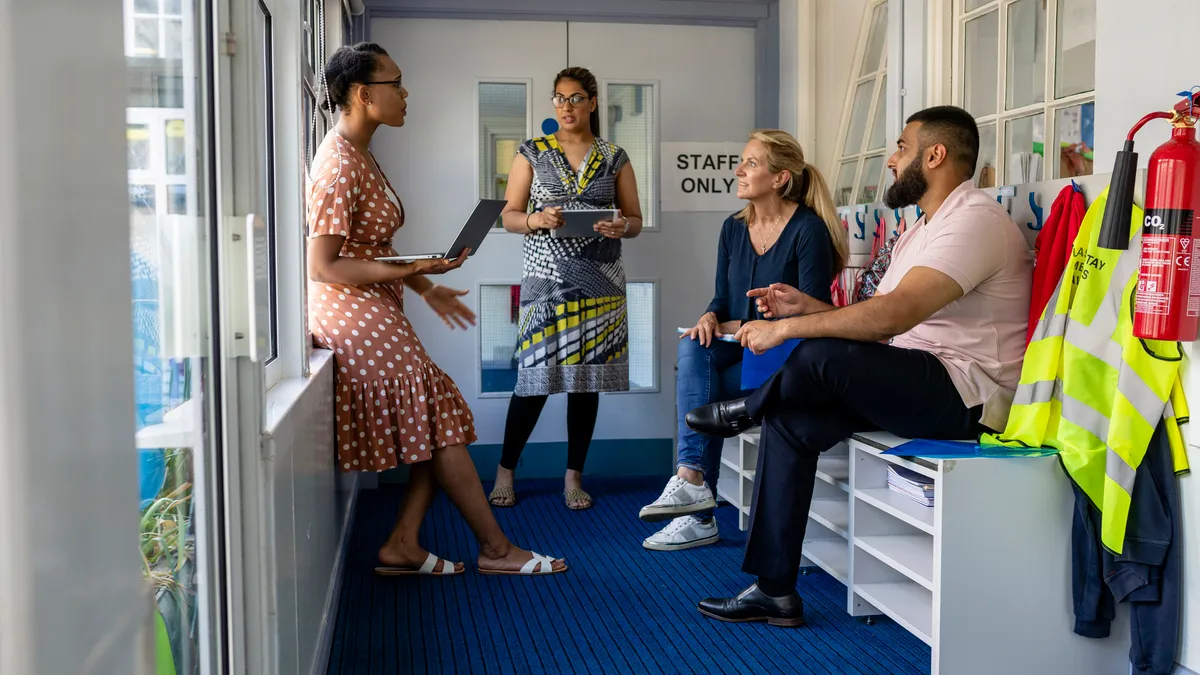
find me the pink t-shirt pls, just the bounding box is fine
[876,181,1032,431]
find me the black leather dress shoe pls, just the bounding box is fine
[697,584,805,627]
[685,398,754,438]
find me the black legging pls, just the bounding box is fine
[498,392,599,473]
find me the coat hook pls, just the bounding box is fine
[853,210,866,240]
[1027,192,1044,231]
[915,205,924,221]
[892,208,904,237]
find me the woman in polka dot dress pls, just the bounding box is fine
[307,42,565,576]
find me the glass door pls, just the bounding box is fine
[124,0,227,672]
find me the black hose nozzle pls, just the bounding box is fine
[1098,139,1139,251]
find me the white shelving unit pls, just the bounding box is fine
[723,429,1130,675]
[716,430,759,530]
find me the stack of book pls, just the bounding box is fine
[887,465,935,507]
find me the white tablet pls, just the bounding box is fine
[548,209,617,238]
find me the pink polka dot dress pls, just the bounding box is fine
[307,131,476,472]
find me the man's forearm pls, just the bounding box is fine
[778,296,906,342]
[804,297,836,315]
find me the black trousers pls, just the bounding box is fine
[742,338,987,588]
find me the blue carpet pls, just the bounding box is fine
[327,477,931,675]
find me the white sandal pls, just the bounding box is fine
[374,551,463,577]
[477,552,568,576]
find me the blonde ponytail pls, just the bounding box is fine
[735,129,849,278]
[798,164,849,277]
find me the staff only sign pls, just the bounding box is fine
[661,142,746,212]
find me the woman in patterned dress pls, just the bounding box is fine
[488,67,643,510]
[307,42,565,576]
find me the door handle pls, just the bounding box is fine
[223,213,264,362]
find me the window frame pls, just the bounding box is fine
[830,0,890,208]
[255,0,283,387]
[952,0,1096,185]
[473,77,534,232]
[600,78,661,232]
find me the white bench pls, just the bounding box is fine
[718,430,1130,675]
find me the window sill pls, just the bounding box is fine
[135,397,201,449]
[134,351,338,449]
[265,348,335,435]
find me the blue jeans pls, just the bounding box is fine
[675,337,751,516]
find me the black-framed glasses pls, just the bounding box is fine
[365,77,403,91]
[551,93,590,108]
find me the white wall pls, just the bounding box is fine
[1094,3,1200,670]
[371,17,756,447]
[814,0,869,177]
[0,1,151,673]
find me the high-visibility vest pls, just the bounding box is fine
[983,186,1191,553]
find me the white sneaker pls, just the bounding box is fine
[638,475,717,522]
[643,515,719,551]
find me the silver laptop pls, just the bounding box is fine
[378,199,507,262]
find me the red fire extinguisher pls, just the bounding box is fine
[1099,90,1200,341]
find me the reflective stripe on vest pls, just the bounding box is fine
[985,186,1188,553]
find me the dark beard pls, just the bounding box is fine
[884,159,928,209]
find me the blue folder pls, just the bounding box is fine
[880,438,1060,459]
[740,338,803,390]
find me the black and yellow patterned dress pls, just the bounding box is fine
[515,134,629,396]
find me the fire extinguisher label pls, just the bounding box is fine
[1137,233,1173,316]
[1138,209,1197,317]
[1190,230,1200,317]
[1143,208,1194,236]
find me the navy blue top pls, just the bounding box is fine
[705,204,836,322]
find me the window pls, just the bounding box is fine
[477,81,530,226]
[123,0,217,671]
[128,124,151,170]
[832,1,889,207]
[477,282,656,395]
[302,0,332,202]
[303,0,319,71]
[625,281,657,391]
[955,0,1096,185]
[605,82,657,228]
[302,87,316,167]
[257,0,278,364]
[128,0,184,59]
[479,284,522,395]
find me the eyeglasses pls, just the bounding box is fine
[365,77,403,91]
[551,94,590,108]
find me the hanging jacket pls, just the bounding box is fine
[854,233,899,302]
[1027,184,1087,345]
[981,186,1191,553]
